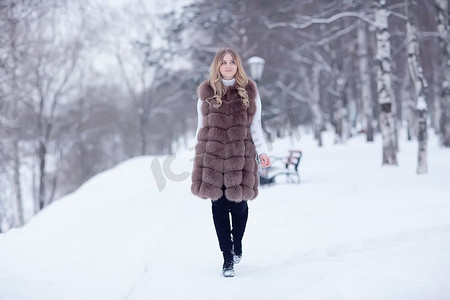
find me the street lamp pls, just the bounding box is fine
[247,56,265,84]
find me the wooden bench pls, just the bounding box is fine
[259,150,302,186]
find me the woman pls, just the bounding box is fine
[191,48,271,277]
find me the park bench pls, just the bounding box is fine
[258,150,302,186]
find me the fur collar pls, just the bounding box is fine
[197,79,257,102]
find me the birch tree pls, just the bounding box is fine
[309,60,327,147]
[5,7,24,225]
[262,1,402,160]
[357,20,375,141]
[328,41,350,144]
[373,0,397,165]
[400,66,416,141]
[435,0,450,146]
[406,0,428,173]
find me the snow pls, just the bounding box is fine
[1,131,450,300]
[417,95,428,110]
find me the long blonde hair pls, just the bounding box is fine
[206,48,250,109]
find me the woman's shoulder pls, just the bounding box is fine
[197,80,212,101]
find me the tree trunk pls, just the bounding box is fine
[400,70,415,141]
[330,46,347,144]
[13,139,23,225]
[37,88,48,210]
[38,139,47,210]
[406,100,416,141]
[332,90,345,144]
[406,0,428,173]
[417,105,428,174]
[374,0,397,165]
[311,63,323,147]
[9,16,24,226]
[435,0,450,146]
[432,61,442,133]
[139,110,148,155]
[346,79,356,139]
[357,21,375,142]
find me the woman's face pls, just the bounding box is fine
[219,53,237,80]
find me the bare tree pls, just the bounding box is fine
[0,0,38,226]
[261,1,405,162]
[406,0,428,173]
[7,2,85,211]
[276,51,330,147]
[435,0,450,146]
[114,1,182,155]
[357,20,375,141]
[373,0,398,165]
[328,38,350,144]
[400,64,417,141]
[8,10,24,225]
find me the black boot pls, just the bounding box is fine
[222,252,234,277]
[222,260,234,277]
[232,239,242,264]
[230,201,247,265]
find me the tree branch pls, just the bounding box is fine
[264,11,377,29]
[276,80,310,104]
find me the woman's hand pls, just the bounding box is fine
[259,153,271,168]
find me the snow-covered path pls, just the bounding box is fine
[1,132,449,300]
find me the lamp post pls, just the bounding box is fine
[247,56,265,84]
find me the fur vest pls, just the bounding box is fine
[191,79,259,202]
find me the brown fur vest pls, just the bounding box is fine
[191,79,259,202]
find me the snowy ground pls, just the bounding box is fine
[0,131,449,300]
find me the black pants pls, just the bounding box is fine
[212,187,248,262]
